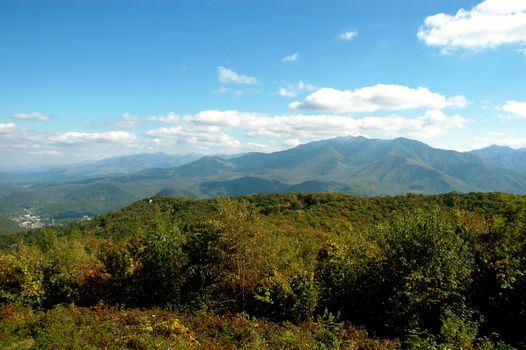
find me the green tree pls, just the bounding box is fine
[343,211,476,338]
[183,197,273,310]
[134,219,186,307]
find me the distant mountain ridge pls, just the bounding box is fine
[470,145,526,174]
[167,136,526,196]
[0,152,202,181]
[98,136,526,197]
[1,136,526,234]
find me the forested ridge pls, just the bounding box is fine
[3,136,526,235]
[1,192,525,349]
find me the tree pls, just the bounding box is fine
[183,197,273,310]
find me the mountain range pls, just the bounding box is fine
[1,136,525,233]
[470,145,526,174]
[0,152,202,182]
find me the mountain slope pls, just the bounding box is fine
[204,136,526,195]
[471,145,526,174]
[2,136,526,234]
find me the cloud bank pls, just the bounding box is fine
[0,107,468,167]
[145,109,467,151]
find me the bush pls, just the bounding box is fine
[133,220,186,307]
[339,211,476,338]
[182,197,273,310]
[254,268,317,322]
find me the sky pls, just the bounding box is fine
[1,0,526,169]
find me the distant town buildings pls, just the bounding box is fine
[12,208,44,229]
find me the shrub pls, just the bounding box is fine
[182,197,273,310]
[339,211,476,338]
[254,268,317,322]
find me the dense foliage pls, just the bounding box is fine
[1,192,525,349]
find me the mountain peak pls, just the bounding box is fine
[471,145,516,158]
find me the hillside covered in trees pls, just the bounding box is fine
[1,192,526,349]
[3,136,526,236]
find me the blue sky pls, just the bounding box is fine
[1,0,526,168]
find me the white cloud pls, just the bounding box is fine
[278,88,297,98]
[290,84,467,113]
[502,100,526,118]
[0,123,16,133]
[147,125,242,151]
[146,109,466,151]
[193,110,242,127]
[0,107,469,168]
[12,112,50,122]
[488,131,507,137]
[282,52,299,62]
[0,124,141,167]
[284,138,301,147]
[52,131,137,144]
[149,110,244,127]
[278,81,317,97]
[214,86,244,97]
[108,113,141,128]
[339,30,358,41]
[447,95,469,107]
[217,66,257,85]
[418,0,526,52]
[148,112,182,124]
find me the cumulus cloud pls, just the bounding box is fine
[282,52,299,62]
[502,100,526,118]
[192,109,243,127]
[217,66,257,85]
[339,30,358,41]
[290,84,467,113]
[12,112,50,122]
[418,0,526,52]
[278,81,317,97]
